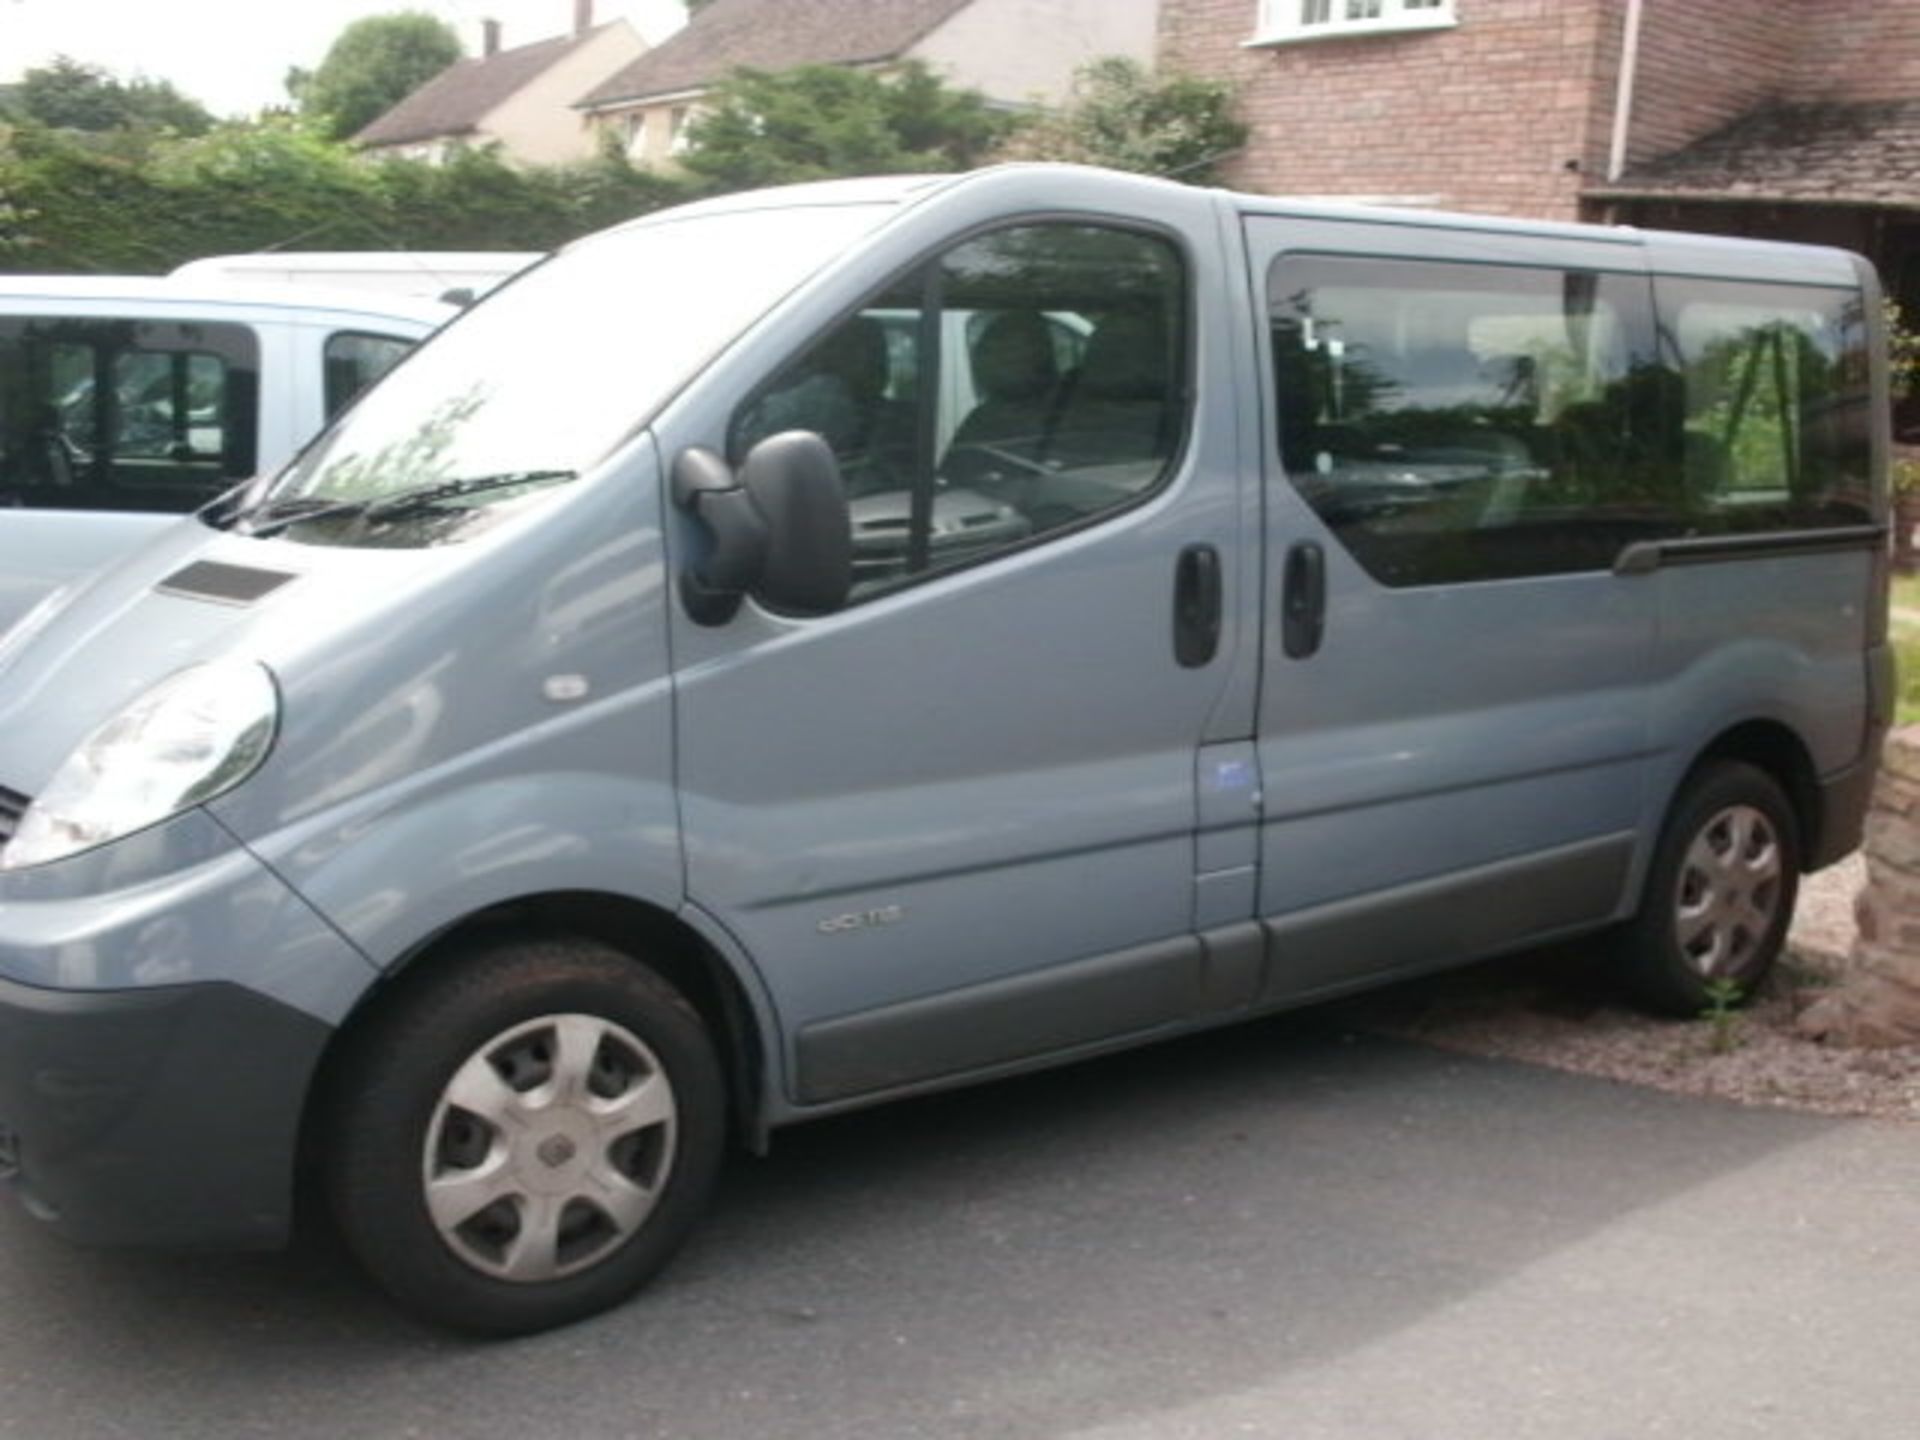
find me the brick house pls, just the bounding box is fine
[1163,0,1920,426]
[576,0,1160,171]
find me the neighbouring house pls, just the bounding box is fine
[355,0,647,166]
[1162,1,1920,427]
[575,0,1161,171]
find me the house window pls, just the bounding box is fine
[668,106,693,155]
[1252,0,1455,45]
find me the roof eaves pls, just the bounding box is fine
[1584,183,1920,210]
[578,83,711,114]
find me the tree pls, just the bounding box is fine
[1,57,213,135]
[997,57,1246,186]
[302,12,463,142]
[677,62,1009,192]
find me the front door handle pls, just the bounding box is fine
[1173,543,1222,668]
[1282,540,1325,659]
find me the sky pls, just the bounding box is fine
[0,0,689,117]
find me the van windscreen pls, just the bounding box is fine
[251,204,894,546]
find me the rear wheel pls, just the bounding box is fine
[329,935,726,1335]
[1616,761,1799,1016]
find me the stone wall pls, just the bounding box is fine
[1800,729,1920,1048]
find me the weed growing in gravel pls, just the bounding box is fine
[1700,978,1746,1055]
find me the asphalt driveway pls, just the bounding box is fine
[0,1011,1914,1439]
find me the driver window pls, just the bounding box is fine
[731,222,1188,599]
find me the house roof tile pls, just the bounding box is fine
[577,0,973,110]
[1589,100,1920,208]
[356,25,615,148]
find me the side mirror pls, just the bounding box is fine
[671,432,851,625]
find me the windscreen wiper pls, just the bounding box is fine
[361,469,578,522]
[237,470,578,538]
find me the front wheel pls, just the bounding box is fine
[328,935,726,1335]
[1615,761,1800,1017]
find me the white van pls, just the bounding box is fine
[0,276,454,630]
[170,252,542,304]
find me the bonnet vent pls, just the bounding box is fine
[154,562,298,606]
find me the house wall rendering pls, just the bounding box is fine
[910,0,1160,105]
[480,24,648,165]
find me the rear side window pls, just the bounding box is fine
[1270,255,1652,586]
[731,222,1189,600]
[1269,255,1874,588]
[324,331,415,418]
[1661,278,1873,532]
[0,315,258,513]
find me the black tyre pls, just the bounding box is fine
[328,934,726,1336]
[1616,760,1800,1017]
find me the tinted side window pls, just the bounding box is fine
[324,331,415,418]
[1660,277,1872,531]
[732,223,1188,599]
[1270,254,1656,587]
[0,315,259,513]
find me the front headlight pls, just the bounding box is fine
[1,660,279,872]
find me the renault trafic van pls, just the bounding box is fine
[0,278,454,631]
[0,166,1890,1335]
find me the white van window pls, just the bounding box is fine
[323,332,416,418]
[732,223,1188,598]
[0,316,258,513]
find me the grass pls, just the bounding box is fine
[1894,572,1920,614]
[1897,626,1920,728]
[1894,573,1920,726]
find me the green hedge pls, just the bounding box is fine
[0,120,688,273]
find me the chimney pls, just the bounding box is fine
[575,0,594,36]
[482,18,502,55]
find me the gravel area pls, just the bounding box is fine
[1349,854,1920,1121]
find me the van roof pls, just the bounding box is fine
[586,164,1862,283]
[0,275,458,328]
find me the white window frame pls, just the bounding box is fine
[1248,0,1457,47]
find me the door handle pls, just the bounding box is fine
[1282,541,1325,659]
[1173,543,1222,668]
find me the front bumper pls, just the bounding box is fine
[0,974,330,1248]
[0,809,374,1248]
